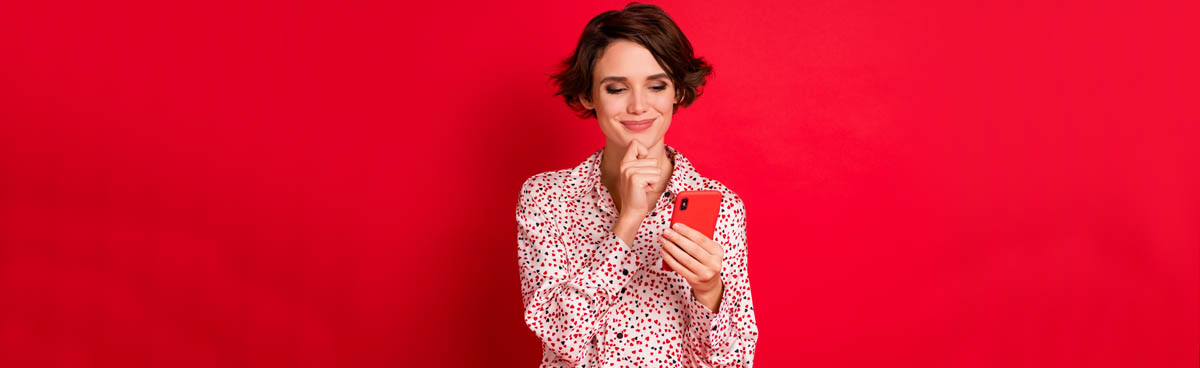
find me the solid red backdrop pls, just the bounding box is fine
[1,0,1196,366]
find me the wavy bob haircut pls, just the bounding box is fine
[551,2,713,119]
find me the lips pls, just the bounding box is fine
[620,118,655,132]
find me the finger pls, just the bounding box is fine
[626,171,662,188]
[623,140,641,163]
[630,170,662,181]
[663,236,721,285]
[620,158,659,169]
[660,242,698,280]
[660,235,708,274]
[671,223,723,256]
[701,238,724,259]
[663,227,713,261]
[624,168,661,178]
[622,163,658,174]
[632,174,661,192]
[663,238,717,285]
[635,140,647,159]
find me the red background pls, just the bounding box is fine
[1,0,1196,366]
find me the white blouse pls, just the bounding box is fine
[516,145,759,367]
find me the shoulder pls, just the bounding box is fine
[517,168,575,211]
[671,146,744,215]
[692,174,746,216]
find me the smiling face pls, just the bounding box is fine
[579,39,678,149]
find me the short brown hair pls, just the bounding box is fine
[551,3,713,119]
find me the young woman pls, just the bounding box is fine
[516,3,759,367]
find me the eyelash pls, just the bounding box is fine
[605,85,668,94]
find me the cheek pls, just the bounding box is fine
[596,95,624,118]
[653,93,675,110]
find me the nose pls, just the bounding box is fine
[626,87,648,115]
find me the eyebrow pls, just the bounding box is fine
[598,73,670,84]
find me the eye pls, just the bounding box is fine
[605,87,627,94]
[650,85,667,92]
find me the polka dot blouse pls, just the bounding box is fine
[516,145,759,367]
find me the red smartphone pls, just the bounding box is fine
[663,190,723,271]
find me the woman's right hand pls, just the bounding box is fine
[616,140,663,217]
[611,140,664,248]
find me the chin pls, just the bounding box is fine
[630,134,663,147]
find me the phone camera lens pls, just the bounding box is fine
[680,197,689,210]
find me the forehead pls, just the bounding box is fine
[593,39,667,80]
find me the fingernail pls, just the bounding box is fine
[672,223,682,230]
[664,228,675,236]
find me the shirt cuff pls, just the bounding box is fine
[684,284,733,351]
[580,232,641,306]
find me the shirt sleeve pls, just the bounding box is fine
[681,194,760,367]
[516,178,642,365]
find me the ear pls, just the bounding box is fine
[578,94,595,110]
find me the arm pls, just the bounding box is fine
[680,195,759,366]
[515,181,643,364]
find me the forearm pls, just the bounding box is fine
[693,282,724,313]
[521,230,640,363]
[611,212,646,247]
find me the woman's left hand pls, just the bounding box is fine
[660,222,724,313]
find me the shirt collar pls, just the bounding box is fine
[567,144,702,216]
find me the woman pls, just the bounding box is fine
[516,3,759,367]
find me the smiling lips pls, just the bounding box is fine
[620,118,655,132]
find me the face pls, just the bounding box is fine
[579,39,677,149]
